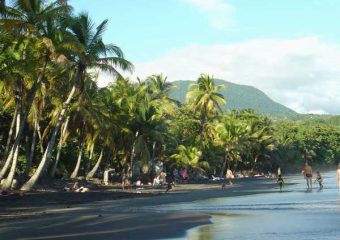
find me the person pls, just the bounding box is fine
[302,162,313,191]
[315,171,323,190]
[277,167,281,177]
[153,173,161,186]
[121,169,127,190]
[277,174,284,192]
[165,175,175,193]
[173,168,180,180]
[337,163,340,190]
[180,168,189,180]
[226,169,234,185]
[71,181,89,192]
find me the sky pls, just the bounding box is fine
[69,0,340,115]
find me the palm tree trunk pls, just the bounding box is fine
[1,108,17,164]
[129,130,139,177]
[36,121,44,154]
[50,116,70,178]
[2,111,21,190]
[0,102,21,181]
[220,146,229,178]
[86,149,104,179]
[24,117,38,176]
[151,141,156,177]
[20,85,77,191]
[70,139,85,179]
[0,60,48,181]
[200,114,206,147]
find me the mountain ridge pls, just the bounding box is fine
[170,79,298,118]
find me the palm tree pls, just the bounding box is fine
[246,116,275,172]
[171,145,208,174]
[215,113,248,177]
[0,0,70,190]
[21,12,132,191]
[186,74,225,146]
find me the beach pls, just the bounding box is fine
[1,172,339,239]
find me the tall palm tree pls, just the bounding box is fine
[21,13,133,191]
[0,0,70,190]
[215,113,248,177]
[186,74,225,146]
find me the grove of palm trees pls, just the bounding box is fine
[1,0,339,193]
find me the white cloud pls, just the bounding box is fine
[124,37,340,115]
[181,0,234,30]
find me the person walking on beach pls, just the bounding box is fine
[315,171,323,190]
[277,174,284,192]
[302,162,313,191]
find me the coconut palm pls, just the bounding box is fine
[21,12,133,191]
[171,145,208,173]
[186,74,225,146]
[0,0,70,190]
[215,113,249,177]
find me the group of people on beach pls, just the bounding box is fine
[277,162,340,192]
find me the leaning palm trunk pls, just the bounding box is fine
[70,139,85,179]
[0,60,48,181]
[50,116,70,178]
[1,112,21,190]
[86,149,104,179]
[0,103,21,181]
[21,85,77,191]
[1,108,17,164]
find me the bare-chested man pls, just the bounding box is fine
[302,162,313,191]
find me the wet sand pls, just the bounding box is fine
[0,178,282,240]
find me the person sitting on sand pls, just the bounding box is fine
[277,174,284,192]
[153,174,161,186]
[302,162,313,191]
[315,171,323,190]
[71,181,89,192]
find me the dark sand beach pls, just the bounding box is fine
[0,178,278,240]
[1,173,339,240]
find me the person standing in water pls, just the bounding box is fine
[302,162,313,191]
[315,171,323,190]
[337,163,340,190]
[277,174,284,192]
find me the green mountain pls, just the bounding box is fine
[170,79,298,118]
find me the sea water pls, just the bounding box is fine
[162,172,340,240]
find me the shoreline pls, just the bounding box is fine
[1,178,291,240]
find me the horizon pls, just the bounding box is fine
[70,0,340,115]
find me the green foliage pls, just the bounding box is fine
[0,0,339,190]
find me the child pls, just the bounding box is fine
[277,174,284,192]
[315,171,323,190]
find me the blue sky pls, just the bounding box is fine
[70,0,340,61]
[70,0,340,114]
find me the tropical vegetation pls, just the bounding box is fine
[0,0,339,191]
